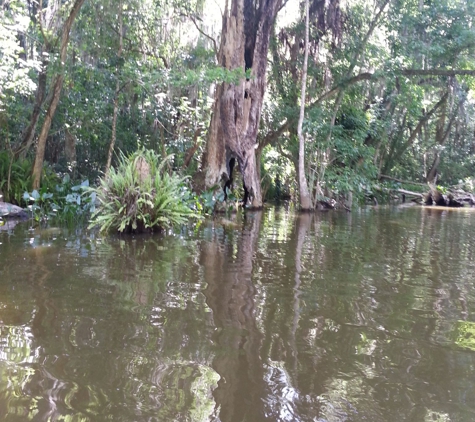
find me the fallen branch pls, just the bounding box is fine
[396,188,424,198]
[373,185,423,199]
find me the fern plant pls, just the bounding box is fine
[88,149,199,233]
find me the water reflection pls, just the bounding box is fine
[201,212,266,421]
[0,207,475,421]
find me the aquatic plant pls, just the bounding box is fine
[88,149,199,233]
[23,176,95,224]
[23,189,55,222]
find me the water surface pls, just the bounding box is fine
[1,206,475,421]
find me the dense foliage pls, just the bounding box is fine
[1,0,475,215]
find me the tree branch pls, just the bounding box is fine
[258,66,473,154]
[258,120,290,153]
[308,67,475,110]
[182,128,203,169]
[187,14,218,61]
[404,92,448,150]
[310,72,377,108]
[276,143,295,165]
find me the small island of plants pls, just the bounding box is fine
[88,149,200,233]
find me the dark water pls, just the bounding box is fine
[1,206,475,421]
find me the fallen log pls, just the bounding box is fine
[372,182,475,207]
[372,185,424,202]
[396,188,424,197]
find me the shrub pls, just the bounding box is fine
[88,149,198,233]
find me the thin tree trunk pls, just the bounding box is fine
[16,59,48,159]
[382,92,448,175]
[426,95,447,183]
[105,2,123,176]
[426,93,461,182]
[31,0,86,190]
[182,128,202,169]
[297,0,312,210]
[31,74,64,190]
[325,0,391,152]
[105,80,120,176]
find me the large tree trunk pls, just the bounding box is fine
[201,0,282,208]
[31,0,85,190]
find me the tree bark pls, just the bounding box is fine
[31,0,86,190]
[297,0,312,210]
[201,0,282,208]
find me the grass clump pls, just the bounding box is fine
[89,149,198,233]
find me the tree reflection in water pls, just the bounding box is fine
[201,212,268,421]
[201,212,320,421]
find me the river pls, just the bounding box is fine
[1,205,475,421]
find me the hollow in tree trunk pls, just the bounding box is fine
[201,0,282,208]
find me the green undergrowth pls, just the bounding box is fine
[23,176,95,225]
[0,151,31,204]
